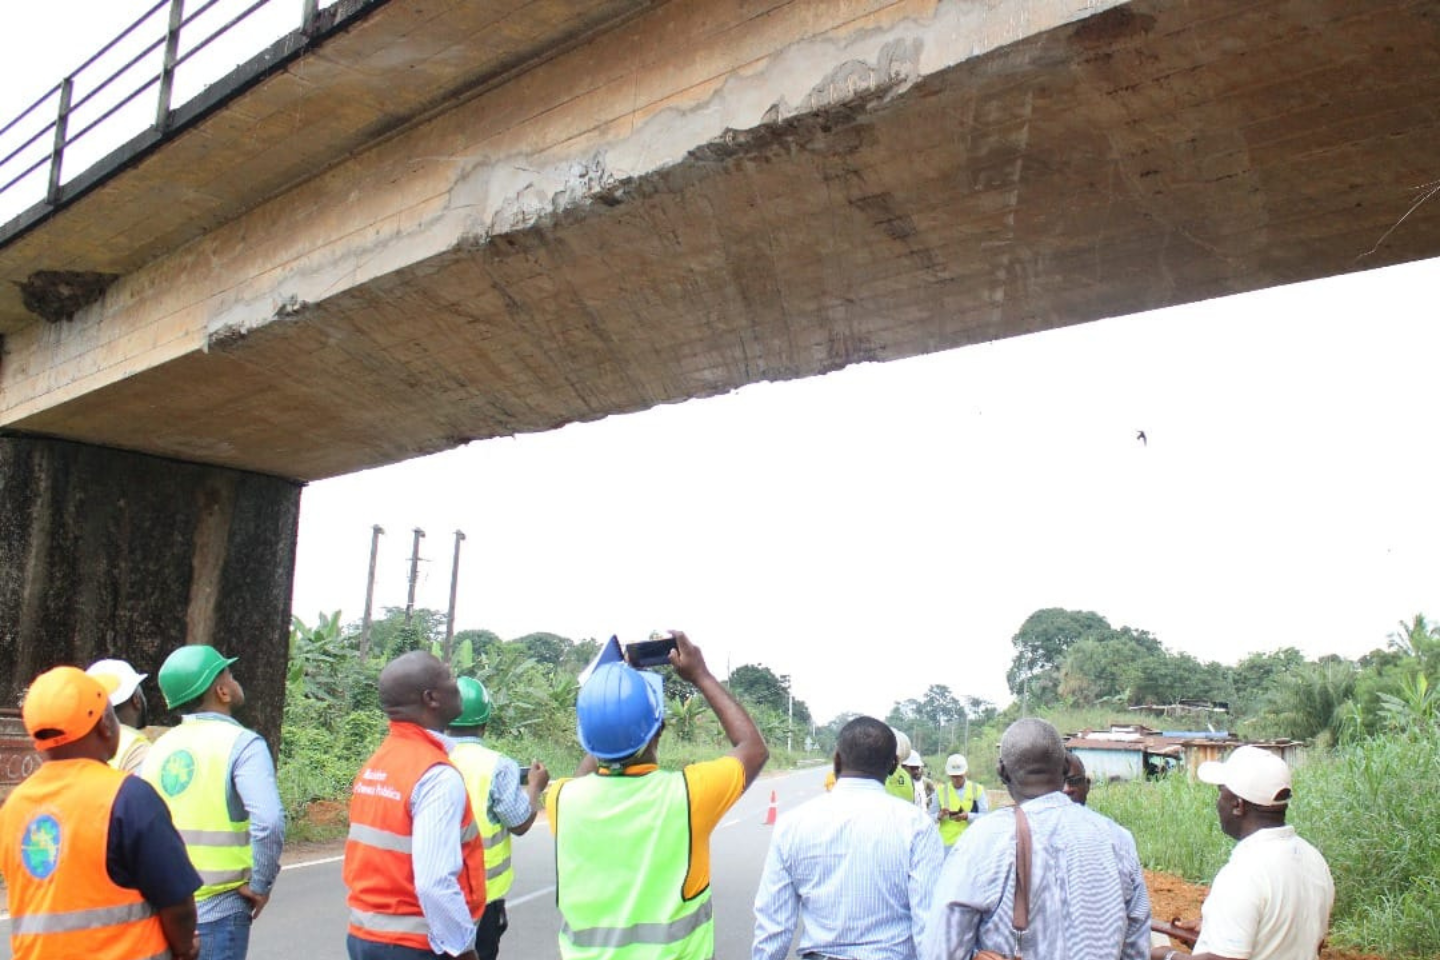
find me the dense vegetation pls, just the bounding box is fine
[279,604,1440,956]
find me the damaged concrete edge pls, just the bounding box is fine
[214,0,1127,339]
[16,271,120,324]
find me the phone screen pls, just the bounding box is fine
[626,637,677,667]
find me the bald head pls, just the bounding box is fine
[998,718,1067,801]
[379,651,458,730]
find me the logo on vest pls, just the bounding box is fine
[160,750,197,796]
[21,814,61,880]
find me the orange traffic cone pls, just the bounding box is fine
[763,790,778,825]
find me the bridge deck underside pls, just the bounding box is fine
[11,0,1440,480]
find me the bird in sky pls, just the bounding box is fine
[1136,430,1148,446]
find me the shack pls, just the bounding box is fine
[1065,722,1304,782]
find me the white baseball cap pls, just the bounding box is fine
[945,753,968,776]
[86,659,148,705]
[1197,745,1292,806]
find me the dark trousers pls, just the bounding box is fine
[474,898,509,960]
[346,934,443,960]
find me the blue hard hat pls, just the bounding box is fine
[576,662,665,761]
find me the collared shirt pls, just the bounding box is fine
[451,736,532,829]
[922,791,1150,960]
[411,727,482,956]
[1194,825,1334,960]
[181,712,286,922]
[753,777,946,960]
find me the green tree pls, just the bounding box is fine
[1007,608,1112,705]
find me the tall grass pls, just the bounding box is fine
[1089,729,1440,958]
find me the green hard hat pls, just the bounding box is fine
[454,676,493,727]
[158,645,238,710]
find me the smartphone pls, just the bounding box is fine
[626,636,677,668]
[519,767,530,786]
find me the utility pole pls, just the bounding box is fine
[404,528,425,627]
[358,524,384,661]
[443,529,466,664]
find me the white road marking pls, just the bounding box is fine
[507,885,556,907]
[281,854,344,870]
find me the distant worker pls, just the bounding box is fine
[923,719,1151,960]
[885,729,916,802]
[936,753,988,847]
[902,750,939,817]
[86,657,153,773]
[1152,746,1333,960]
[548,631,768,960]
[345,651,487,960]
[1064,749,1092,805]
[1,666,202,960]
[448,676,550,960]
[142,645,285,960]
[753,717,945,960]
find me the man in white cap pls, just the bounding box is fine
[902,750,938,817]
[1151,746,1333,960]
[936,753,987,848]
[87,658,152,773]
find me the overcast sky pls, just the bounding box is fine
[6,3,1438,723]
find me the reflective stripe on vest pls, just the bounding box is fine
[141,717,252,900]
[555,769,712,960]
[0,759,171,960]
[560,899,714,950]
[450,739,516,900]
[11,900,155,935]
[344,722,487,951]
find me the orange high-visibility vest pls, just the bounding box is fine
[0,759,171,960]
[344,722,487,950]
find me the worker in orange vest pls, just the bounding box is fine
[0,665,201,960]
[343,651,488,960]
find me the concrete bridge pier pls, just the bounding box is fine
[0,435,298,749]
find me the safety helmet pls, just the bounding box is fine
[946,753,969,776]
[904,750,922,768]
[454,677,493,727]
[576,662,665,761]
[892,728,912,763]
[157,645,237,710]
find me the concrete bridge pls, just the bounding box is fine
[3,0,1439,745]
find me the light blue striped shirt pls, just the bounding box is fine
[184,713,286,923]
[922,791,1151,960]
[412,728,482,956]
[753,777,946,960]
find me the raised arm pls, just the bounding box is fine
[670,631,769,787]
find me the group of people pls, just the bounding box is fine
[756,719,1334,960]
[2,631,1336,960]
[0,645,284,960]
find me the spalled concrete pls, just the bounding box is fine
[2,0,1439,481]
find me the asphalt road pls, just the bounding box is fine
[0,764,828,960]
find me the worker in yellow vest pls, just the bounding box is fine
[884,729,916,802]
[142,645,285,960]
[936,753,988,847]
[448,677,550,960]
[86,658,152,773]
[547,631,768,960]
[1,665,201,960]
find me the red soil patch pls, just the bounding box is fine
[1146,871,1382,960]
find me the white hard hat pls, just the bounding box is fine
[904,750,922,767]
[86,659,148,706]
[945,753,969,776]
[891,728,912,762]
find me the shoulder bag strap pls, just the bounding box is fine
[1013,804,1032,937]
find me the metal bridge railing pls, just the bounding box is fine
[0,0,333,226]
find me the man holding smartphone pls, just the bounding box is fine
[448,677,550,960]
[548,631,769,960]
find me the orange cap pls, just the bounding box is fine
[22,666,119,750]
